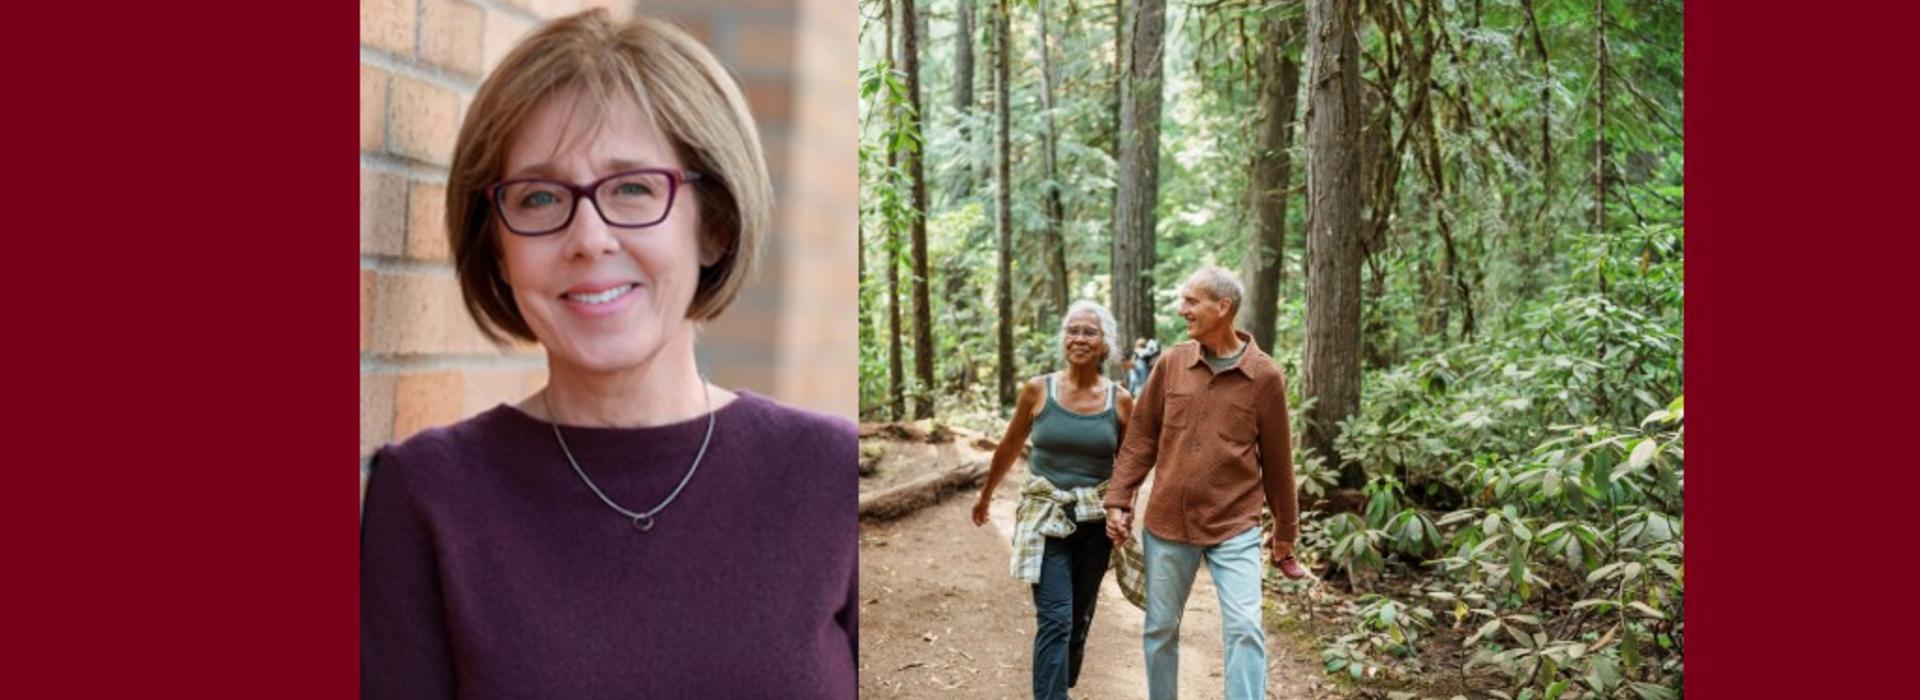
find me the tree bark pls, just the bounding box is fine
[883,0,905,420]
[954,0,976,198]
[1242,11,1301,353]
[994,0,1016,409]
[1592,0,1609,299]
[904,0,935,419]
[1038,0,1069,321]
[1106,0,1127,313]
[1111,0,1166,377]
[1521,0,1554,262]
[1304,0,1365,487]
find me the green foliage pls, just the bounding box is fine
[858,1,1682,693]
[1323,593,1435,679]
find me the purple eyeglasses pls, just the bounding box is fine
[486,168,702,236]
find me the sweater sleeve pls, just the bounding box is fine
[361,447,457,699]
[1257,370,1299,558]
[1105,354,1168,510]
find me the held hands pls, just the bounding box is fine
[1105,507,1132,545]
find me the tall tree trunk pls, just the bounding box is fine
[1107,0,1126,294]
[954,0,976,199]
[1303,0,1365,487]
[1111,0,1166,377]
[994,0,1016,409]
[884,0,905,421]
[1242,12,1301,353]
[1038,0,1069,321]
[904,0,935,419]
[1592,0,1609,297]
[1521,0,1553,263]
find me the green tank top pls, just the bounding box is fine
[1028,374,1120,490]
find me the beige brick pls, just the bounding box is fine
[361,169,406,257]
[700,302,779,355]
[361,0,416,55]
[483,9,535,73]
[463,369,536,415]
[742,78,791,124]
[518,366,549,393]
[361,64,387,152]
[388,76,461,166]
[369,268,500,355]
[407,181,451,261]
[705,355,777,401]
[361,373,396,456]
[504,0,584,18]
[731,21,796,74]
[421,0,485,80]
[361,267,377,351]
[394,371,466,441]
[652,0,790,16]
[758,131,789,186]
[665,15,711,46]
[577,0,629,20]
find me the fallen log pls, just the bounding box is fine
[859,459,989,521]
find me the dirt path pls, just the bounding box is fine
[860,460,1346,699]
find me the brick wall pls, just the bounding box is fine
[360,0,856,486]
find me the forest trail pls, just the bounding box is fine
[859,454,1346,699]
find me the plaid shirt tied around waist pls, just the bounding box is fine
[1010,474,1147,611]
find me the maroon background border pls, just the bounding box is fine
[1686,0,1920,697]
[5,0,1917,696]
[5,3,358,696]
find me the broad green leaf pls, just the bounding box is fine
[1629,438,1657,470]
[1631,682,1678,700]
[1545,680,1569,700]
[1621,625,1643,673]
[1467,618,1502,646]
[1587,654,1621,692]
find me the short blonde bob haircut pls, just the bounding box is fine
[446,9,772,344]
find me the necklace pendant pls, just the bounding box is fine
[633,515,655,533]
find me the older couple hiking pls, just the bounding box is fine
[974,264,1310,700]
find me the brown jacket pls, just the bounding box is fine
[1104,331,1298,554]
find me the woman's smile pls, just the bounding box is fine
[560,279,645,317]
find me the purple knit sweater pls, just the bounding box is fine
[360,391,857,699]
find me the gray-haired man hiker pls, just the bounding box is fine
[1105,265,1308,700]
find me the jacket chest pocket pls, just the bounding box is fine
[1165,392,1194,430]
[1217,400,1258,446]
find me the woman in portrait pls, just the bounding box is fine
[359,10,855,698]
[971,300,1140,700]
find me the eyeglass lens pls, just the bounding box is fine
[498,171,675,233]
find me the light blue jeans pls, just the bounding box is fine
[1142,526,1266,700]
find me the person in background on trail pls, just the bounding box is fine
[1104,265,1309,700]
[972,300,1148,700]
[359,11,856,699]
[1129,337,1160,396]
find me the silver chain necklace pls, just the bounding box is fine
[542,381,715,533]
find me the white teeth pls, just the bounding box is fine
[567,284,634,304]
